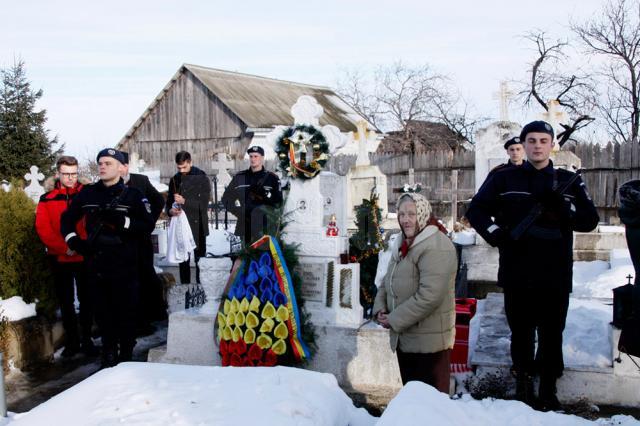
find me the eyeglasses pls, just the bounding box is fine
[61,173,78,178]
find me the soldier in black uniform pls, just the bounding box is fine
[61,148,155,367]
[466,121,599,410]
[222,146,283,246]
[120,151,166,335]
[486,136,526,180]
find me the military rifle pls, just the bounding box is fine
[510,168,583,241]
[86,187,129,247]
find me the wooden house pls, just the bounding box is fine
[117,64,370,180]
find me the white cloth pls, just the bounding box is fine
[166,213,197,263]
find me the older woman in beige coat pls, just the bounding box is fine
[373,192,457,393]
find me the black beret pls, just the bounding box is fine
[96,148,125,164]
[118,151,129,164]
[247,145,265,156]
[520,120,554,141]
[503,137,522,150]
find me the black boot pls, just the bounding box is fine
[538,376,561,411]
[118,345,134,363]
[80,338,99,357]
[100,347,118,369]
[61,337,80,358]
[515,372,535,407]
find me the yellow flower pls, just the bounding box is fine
[260,318,275,333]
[239,298,250,313]
[256,334,273,350]
[226,312,236,327]
[274,322,288,340]
[244,328,256,344]
[261,301,276,319]
[223,299,231,315]
[272,339,287,355]
[246,312,259,329]
[249,296,261,313]
[222,326,232,341]
[232,325,243,342]
[276,305,289,322]
[235,311,246,327]
[217,312,226,329]
[231,298,240,313]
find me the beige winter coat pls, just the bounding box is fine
[373,225,457,354]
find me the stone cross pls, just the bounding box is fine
[24,165,45,203]
[492,81,515,122]
[211,153,234,178]
[355,120,371,167]
[291,95,324,126]
[435,170,475,230]
[542,99,568,151]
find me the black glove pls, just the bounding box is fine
[248,184,267,201]
[488,226,510,247]
[67,236,90,256]
[539,191,574,221]
[99,208,126,229]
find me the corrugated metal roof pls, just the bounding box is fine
[183,64,367,131]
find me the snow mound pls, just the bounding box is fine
[377,381,640,425]
[0,296,36,321]
[11,363,375,426]
[573,250,634,298]
[563,299,612,368]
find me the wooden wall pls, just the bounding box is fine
[121,69,250,180]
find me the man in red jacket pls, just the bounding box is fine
[36,156,96,357]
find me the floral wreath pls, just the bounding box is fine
[275,124,330,180]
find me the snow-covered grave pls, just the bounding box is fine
[5,363,640,425]
[149,96,403,393]
[470,248,640,407]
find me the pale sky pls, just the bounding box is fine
[0,0,607,161]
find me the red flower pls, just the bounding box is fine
[263,349,277,366]
[236,339,247,355]
[219,340,229,355]
[221,353,231,367]
[247,343,263,361]
[230,353,243,367]
[244,358,256,367]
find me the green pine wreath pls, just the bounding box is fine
[275,124,330,180]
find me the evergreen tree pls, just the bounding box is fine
[0,60,61,180]
[349,190,387,318]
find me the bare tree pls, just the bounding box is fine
[335,68,382,129]
[336,61,485,144]
[573,0,640,143]
[519,31,596,146]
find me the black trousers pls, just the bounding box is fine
[503,285,570,379]
[137,237,165,323]
[179,253,202,284]
[50,258,93,344]
[396,348,451,393]
[88,249,139,353]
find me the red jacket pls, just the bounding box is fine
[35,181,87,263]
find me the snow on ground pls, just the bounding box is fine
[564,299,612,368]
[573,249,635,298]
[0,296,36,321]
[9,363,375,426]
[598,226,625,233]
[378,382,639,426]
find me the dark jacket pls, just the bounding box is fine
[166,166,211,252]
[466,160,599,291]
[221,167,282,244]
[127,173,164,222]
[60,179,155,263]
[35,181,87,262]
